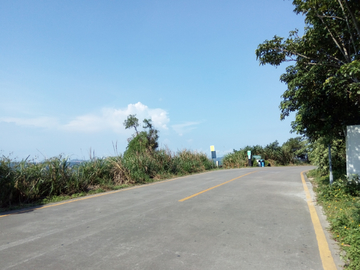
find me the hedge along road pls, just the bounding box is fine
[0,166,342,270]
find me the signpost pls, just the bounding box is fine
[210,145,216,165]
[247,150,252,167]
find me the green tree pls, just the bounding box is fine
[123,114,139,135]
[256,0,360,142]
[123,116,159,156]
[263,141,281,161]
[142,118,159,151]
[281,137,309,164]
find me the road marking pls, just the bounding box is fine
[0,174,199,218]
[179,171,256,202]
[301,171,337,270]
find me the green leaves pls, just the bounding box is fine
[123,114,140,135]
[256,0,360,142]
[256,36,287,66]
[223,137,309,167]
[124,116,159,156]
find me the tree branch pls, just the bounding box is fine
[317,15,345,21]
[317,11,349,62]
[280,48,311,60]
[337,0,358,56]
[342,0,360,40]
[279,47,345,66]
[303,62,341,68]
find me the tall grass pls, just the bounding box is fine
[111,149,214,184]
[222,151,248,168]
[0,150,214,208]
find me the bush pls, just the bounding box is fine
[308,138,346,175]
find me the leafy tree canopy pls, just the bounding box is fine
[256,0,360,142]
[123,115,159,156]
[123,114,139,135]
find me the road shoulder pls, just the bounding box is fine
[304,171,345,269]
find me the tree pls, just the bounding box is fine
[123,115,159,156]
[281,137,309,163]
[142,119,159,151]
[256,0,360,142]
[123,114,139,135]
[263,141,281,161]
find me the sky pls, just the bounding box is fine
[0,0,306,161]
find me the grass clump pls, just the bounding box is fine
[0,156,121,208]
[223,151,248,168]
[112,149,214,184]
[309,169,360,269]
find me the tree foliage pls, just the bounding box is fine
[256,0,360,141]
[308,137,346,174]
[123,115,159,156]
[224,137,309,167]
[123,114,139,135]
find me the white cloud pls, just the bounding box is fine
[61,114,106,133]
[0,102,170,133]
[0,116,59,128]
[172,122,200,136]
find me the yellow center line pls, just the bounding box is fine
[0,174,194,218]
[301,171,337,270]
[179,171,256,202]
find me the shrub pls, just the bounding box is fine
[308,138,346,175]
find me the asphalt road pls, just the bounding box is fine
[0,166,342,270]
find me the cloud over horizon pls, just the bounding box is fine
[0,102,170,134]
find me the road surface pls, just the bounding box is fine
[0,166,342,269]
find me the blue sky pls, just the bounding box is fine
[0,0,305,160]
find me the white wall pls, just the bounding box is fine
[346,125,360,178]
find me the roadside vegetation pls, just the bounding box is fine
[306,136,359,269]
[223,137,309,168]
[308,170,360,269]
[0,115,214,211]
